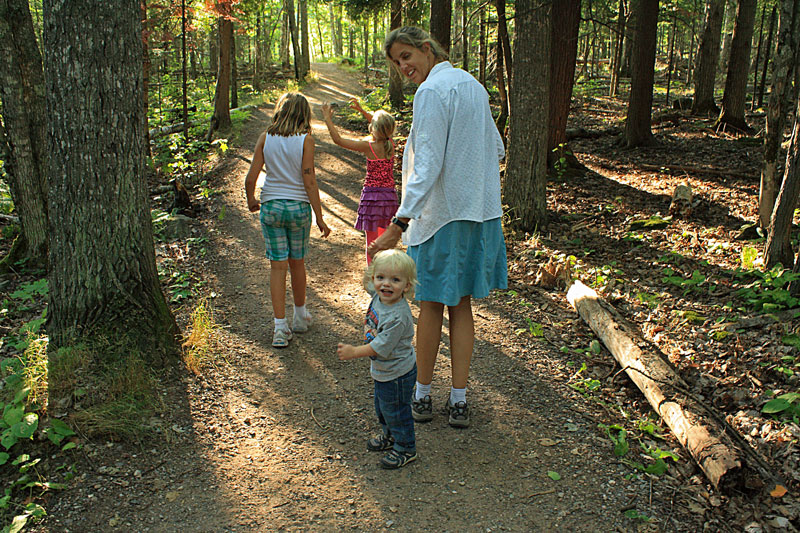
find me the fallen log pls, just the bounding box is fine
[567,280,784,493]
[669,183,693,217]
[638,162,755,180]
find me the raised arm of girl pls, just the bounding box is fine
[349,97,373,122]
[321,103,372,156]
[302,134,331,237]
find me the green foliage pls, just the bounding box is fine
[762,392,800,422]
[0,181,12,216]
[661,268,713,295]
[735,265,800,312]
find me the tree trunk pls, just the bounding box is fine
[757,5,778,108]
[299,0,310,77]
[0,0,49,268]
[692,0,725,115]
[665,11,677,106]
[280,7,290,70]
[765,108,800,268]
[181,0,189,144]
[495,35,509,137]
[286,0,301,80]
[504,0,550,232]
[208,14,232,140]
[479,5,487,87]
[461,0,468,72]
[141,0,152,157]
[610,0,626,97]
[230,23,238,109]
[496,0,513,92]
[253,14,261,90]
[623,0,659,148]
[43,0,178,355]
[547,0,582,168]
[760,0,800,229]
[388,0,404,109]
[750,2,766,110]
[716,0,757,132]
[620,0,637,77]
[314,3,325,61]
[430,0,451,54]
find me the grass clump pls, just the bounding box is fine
[182,299,223,374]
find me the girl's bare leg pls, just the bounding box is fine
[270,260,289,319]
[288,258,306,306]
[364,227,385,265]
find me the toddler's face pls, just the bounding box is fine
[373,267,410,305]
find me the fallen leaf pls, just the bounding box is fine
[770,484,788,498]
[547,471,561,481]
[166,491,179,502]
[538,438,558,447]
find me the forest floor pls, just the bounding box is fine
[10,64,800,531]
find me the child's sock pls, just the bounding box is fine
[449,387,467,405]
[294,304,310,318]
[415,382,431,401]
[274,318,289,331]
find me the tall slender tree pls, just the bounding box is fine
[715,0,757,132]
[430,0,451,53]
[692,0,725,115]
[548,0,582,168]
[208,7,233,140]
[760,0,800,229]
[388,0,404,109]
[299,0,310,77]
[623,0,659,148]
[504,0,551,231]
[43,0,178,354]
[0,0,49,268]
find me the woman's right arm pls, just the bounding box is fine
[244,132,266,212]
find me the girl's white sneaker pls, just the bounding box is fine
[272,328,293,348]
[292,312,312,333]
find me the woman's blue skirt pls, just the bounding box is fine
[407,218,508,306]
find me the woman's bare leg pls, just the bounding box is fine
[448,296,474,389]
[415,300,445,385]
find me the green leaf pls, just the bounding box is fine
[589,340,601,354]
[645,459,668,476]
[547,471,561,481]
[762,398,791,414]
[781,333,800,350]
[3,406,24,427]
[7,513,30,533]
[11,414,38,439]
[0,452,8,465]
[61,442,77,451]
[50,418,75,437]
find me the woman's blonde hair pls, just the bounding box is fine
[267,92,312,136]
[369,110,396,159]
[384,26,448,66]
[363,249,417,300]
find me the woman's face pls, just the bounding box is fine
[388,42,435,84]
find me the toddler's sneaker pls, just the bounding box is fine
[272,328,293,348]
[292,311,313,333]
[411,395,433,422]
[446,399,470,428]
[367,434,394,452]
[380,449,417,469]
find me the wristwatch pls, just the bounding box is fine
[391,217,409,232]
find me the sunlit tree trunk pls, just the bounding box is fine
[286,0,301,79]
[715,0,757,132]
[692,0,725,115]
[623,0,659,148]
[43,0,178,355]
[765,108,800,268]
[504,0,550,232]
[208,13,232,140]
[760,0,800,229]
[0,0,48,268]
[299,0,310,77]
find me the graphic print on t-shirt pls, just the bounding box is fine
[364,302,379,360]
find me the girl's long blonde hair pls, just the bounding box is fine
[363,249,417,300]
[267,92,312,136]
[369,110,396,159]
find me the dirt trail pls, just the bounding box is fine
[40,64,702,532]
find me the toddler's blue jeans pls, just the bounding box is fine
[373,365,417,453]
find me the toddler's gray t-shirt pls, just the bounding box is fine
[364,293,416,382]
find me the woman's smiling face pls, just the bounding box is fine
[388,42,435,84]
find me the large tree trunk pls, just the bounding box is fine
[620,0,638,77]
[388,0,404,109]
[759,0,800,229]
[430,0,451,54]
[765,91,800,268]
[0,0,49,268]
[208,14,232,140]
[547,0,582,168]
[623,0,659,148]
[503,0,550,232]
[43,0,178,355]
[716,0,757,132]
[141,0,152,157]
[692,0,725,116]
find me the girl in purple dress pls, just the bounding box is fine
[321,101,399,265]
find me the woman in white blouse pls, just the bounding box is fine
[368,26,507,428]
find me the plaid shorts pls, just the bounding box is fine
[259,199,312,261]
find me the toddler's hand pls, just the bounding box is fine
[337,343,354,360]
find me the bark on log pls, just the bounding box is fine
[567,280,745,491]
[669,183,693,217]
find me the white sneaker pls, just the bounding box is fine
[272,328,293,348]
[292,311,313,333]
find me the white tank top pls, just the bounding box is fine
[259,133,310,204]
